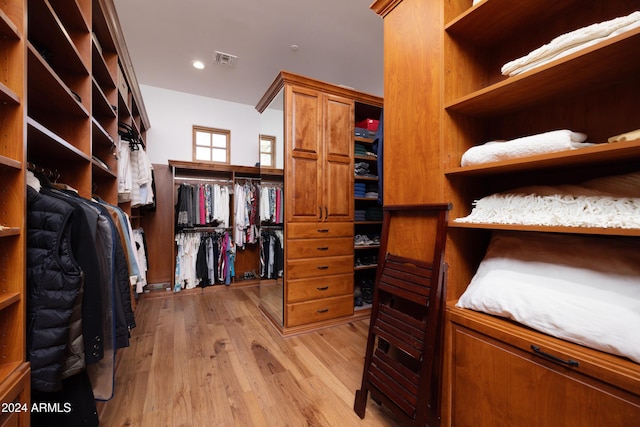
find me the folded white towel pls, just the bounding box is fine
[460,129,589,167]
[502,11,640,76]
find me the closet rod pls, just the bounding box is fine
[177,226,232,233]
[174,177,232,184]
[259,181,283,187]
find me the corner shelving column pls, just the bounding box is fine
[353,102,382,313]
[0,0,31,423]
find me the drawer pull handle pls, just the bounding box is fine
[317,229,329,233]
[317,308,329,313]
[531,345,579,367]
[317,265,329,270]
[317,247,329,251]
[317,286,329,291]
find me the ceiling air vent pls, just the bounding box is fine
[214,50,238,66]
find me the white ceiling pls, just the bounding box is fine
[112,0,384,107]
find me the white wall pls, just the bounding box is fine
[141,84,262,166]
[259,104,285,169]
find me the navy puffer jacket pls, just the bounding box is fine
[27,186,83,392]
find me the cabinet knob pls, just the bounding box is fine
[316,286,329,291]
[317,247,329,251]
[317,308,329,313]
[316,265,329,270]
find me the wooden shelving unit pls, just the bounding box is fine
[353,108,383,313]
[0,0,149,418]
[0,0,29,423]
[372,0,640,425]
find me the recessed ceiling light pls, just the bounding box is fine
[193,60,205,70]
[290,44,299,51]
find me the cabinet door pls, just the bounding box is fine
[450,324,640,427]
[286,85,323,222]
[323,94,354,222]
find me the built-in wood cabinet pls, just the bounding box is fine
[257,71,382,335]
[449,309,640,427]
[286,86,354,223]
[372,0,640,425]
[284,77,356,332]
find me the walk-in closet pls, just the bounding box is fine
[2,0,639,425]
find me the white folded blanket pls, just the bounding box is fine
[502,11,640,76]
[455,193,640,229]
[455,171,640,229]
[460,129,590,167]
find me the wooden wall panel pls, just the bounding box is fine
[141,163,174,286]
[379,0,446,262]
[382,0,444,207]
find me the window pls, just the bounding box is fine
[259,134,276,168]
[193,126,230,164]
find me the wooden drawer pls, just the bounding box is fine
[287,255,353,280]
[286,294,354,327]
[287,274,353,303]
[446,306,640,427]
[287,237,353,259]
[288,222,353,239]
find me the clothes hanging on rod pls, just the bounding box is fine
[117,138,132,200]
[25,169,137,411]
[260,229,284,280]
[174,230,235,291]
[234,180,259,248]
[132,228,149,294]
[175,182,231,229]
[117,122,154,208]
[259,183,283,225]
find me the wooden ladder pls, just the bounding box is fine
[354,203,450,427]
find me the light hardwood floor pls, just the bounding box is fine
[98,287,405,427]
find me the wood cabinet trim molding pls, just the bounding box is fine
[169,159,260,176]
[370,0,403,17]
[257,71,382,114]
[98,0,150,129]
